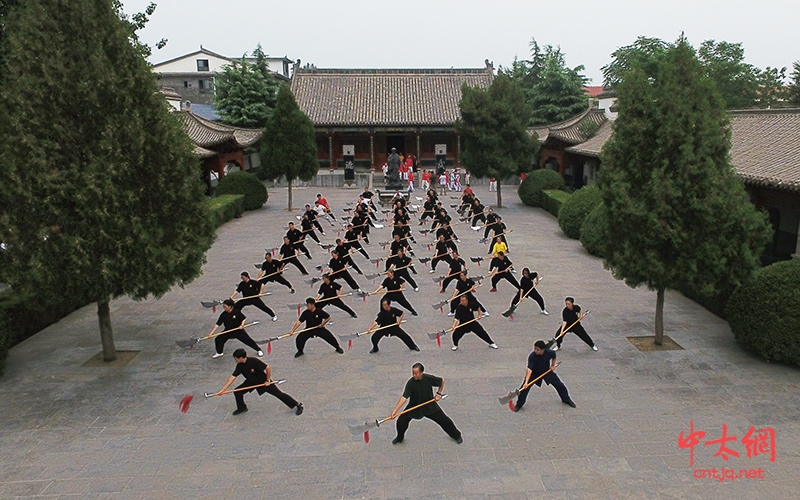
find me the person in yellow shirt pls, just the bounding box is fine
[491,237,508,257]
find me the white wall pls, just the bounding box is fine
[154,53,231,73]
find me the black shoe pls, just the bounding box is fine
[455,436,463,444]
[294,351,304,358]
[295,403,304,415]
[232,407,248,416]
[564,401,577,408]
[513,405,522,412]
[350,314,358,319]
[369,347,379,354]
[336,347,344,354]
[411,345,420,351]
[302,272,310,276]
[411,311,419,316]
[290,288,296,294]
[306,255,313,260]
[392,437,403,444]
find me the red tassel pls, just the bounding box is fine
[439,307,443,314]
[436,332,441,347]
[267,342,272,355]
[363,430,370,443]
[212,305,216,313]
[477,261,481,267]
[362,296,367,302]
[348,339,353,350]
[427,244,431,251]
[190,344,194,350]
[509,313,514,320]
[179,395,193,413]
[508,400,515,412]
[376,261,379,268]
[297,305,301,316]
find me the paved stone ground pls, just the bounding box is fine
[1,185,799,500]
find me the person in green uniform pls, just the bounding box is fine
[389,363,462,444]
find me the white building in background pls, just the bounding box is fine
[153,46,293,105]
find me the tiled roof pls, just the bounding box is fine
[565,120,614,156]
[729,109,800,192]
[290,67,494,127]
[583,86,604,98]
[176,111,262,152]
[530,108,608,145]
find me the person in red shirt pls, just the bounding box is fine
[407,169,415,192]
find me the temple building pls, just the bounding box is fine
[290,61,495,170]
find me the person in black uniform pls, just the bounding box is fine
[513,340,576,411]
[374,269,418,315]
[304,204,325,234]
[392,208,416,244]
[289,298,344,357]
[351,211,370,245]
[231,272,277,321]
[257,252,295,293]
[209,299,263,358]
[361,187,378,214]
[429,234,453,273]
[367,300,420,353]
[488,252,520,292]
[483,208,498,240]
[451,295,497,350]
[391,248,418,291]
[448,271,488,316]
[439,250,465,293]
[334,241,363,275]
[419,195,436,225]
[390,363,462,444]
[279,236,309,275]
[316,274,358,318]
[431,207,451,232]
[435,221,459,252]
[509,268,548,315]
[286,222,312,259]
[300,213,321,244]
[218,348,304,416]
[488,216,509,255]
[328,250,363,292]
[343,225,369,259]
[554,297,596,352]
[386,233,414,269]
[470,199,486,228]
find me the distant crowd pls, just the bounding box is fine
[381,153,497,193]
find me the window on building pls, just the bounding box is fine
[197,59,209,71]
[198,79,213,94]
[183,81,189,88]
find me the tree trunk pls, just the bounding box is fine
[98,301,117,362]
[496,181,503,208]
[287,178,293,211]
[654,288,664,346]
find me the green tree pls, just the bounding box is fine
[697,40,759,109]
[0,0,215,362]
[598,37,771,346]
[788,61,800,106]
[111,1,166,58]
[260,84,318,210]
[602,36,672,87]
[456,74,537,207]
[755,66,787,108]
[214,44,280,129]
[500,38,589,125]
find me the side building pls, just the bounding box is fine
[290,61,495,171]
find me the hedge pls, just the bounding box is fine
[518,169,565,207]
[541,190,571,218]
[726,259,800,366]
[558,185,602,239]
[215,170,268,210]
[580,203,609,257]
[0,290,86,376]
[207,194,246,228]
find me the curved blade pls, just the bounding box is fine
[176,338,200,348]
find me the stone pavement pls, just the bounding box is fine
[1,185,799,500]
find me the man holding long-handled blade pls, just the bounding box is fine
[279,236,310,275]
[553,297,596,352]
[290,298,344,358]
[327,250,364,292]
[374,269,419,316]
[390,248,419,291]
[505,268,548,317]
[451,295,497,350]
[366,300,420,354]
[447,271,487,317]
[487,251,520,293]
[217,349,304,416]
[342,225,369,259]
[257,252,295,294]
[210,300,263,359]
[510,340,576,412]
[315,274,358,318]
[232,272,278,322]
[438,250,466,293]
[389,363,462,445]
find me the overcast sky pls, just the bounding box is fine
[123,0,799,84]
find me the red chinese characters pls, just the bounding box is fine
[678,422,776,466]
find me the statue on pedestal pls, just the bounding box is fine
[385,147,402,189]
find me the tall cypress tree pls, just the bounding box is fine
[260,84,318,210]
[0,0,215,361]
[599,38,771,345]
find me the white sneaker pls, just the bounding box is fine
[456,239,461,243]
[447,312,455,317]
[414,287,419,292]
[429,269,435,274]
[212,352,224,359]
[257,350,264,357]
[541,310,549,315]
[451,345,458,351]
[489,343,498,349]
[552,345,559,352]
[592,345,598,351]
[483,311,489,317]
[272,315,278,322]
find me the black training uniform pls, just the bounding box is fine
[231,357,300,413]
[394,374,461,442]
[441,257,465,292]
[317,280,357,317]
[260,258,293,290]
[329,256,360,291]
[295,307,341,354]
[214,309,260,354]
[514,348,572,409]
[370,306,418,351]
[556,304,595,349]
[380,275,417,315]
[490,256,520,290]
[234,279,276,318]
[453,302,494,347]
[510,274,546,311]
[280,242,309,275]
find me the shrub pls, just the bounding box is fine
[207,194,246,228]
[541,190,571,218]
[518,168,565,207]
[726,260,800,366]
[580,203,610,257]
[215,170,268,210]
[559,185,602,239]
